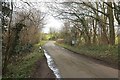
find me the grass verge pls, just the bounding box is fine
[35,40,47,47]
[55,42,118,66]
[4,41,47,78]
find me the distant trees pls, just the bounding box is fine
[49,27,59,40]
[59,22,72,44]
[50,1,119,46]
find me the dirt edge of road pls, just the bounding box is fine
[30,55,55,78]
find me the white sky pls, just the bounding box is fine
[14,0,64,33]
[11,0,119,2]
[43,15,63,33]
[39,3,63,33]
[14,0,119,33]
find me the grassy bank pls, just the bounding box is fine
[4,41,47,78]
[34,40,47,47]
[56,42,118,65]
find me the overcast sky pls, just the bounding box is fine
[13,0,64,33]
[13,0,119,33]
[42,15,63,33]
[39,3,63,33]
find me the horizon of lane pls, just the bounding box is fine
[43,41,118,78]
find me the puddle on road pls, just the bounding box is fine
[43,49,62,78]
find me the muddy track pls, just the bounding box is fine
[30,56,55,78]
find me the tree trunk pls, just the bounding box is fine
[93,19,97,44]
[107,2,115,45]
[82,18,91,45]
[2,1,13,75]
[101,2,109,44]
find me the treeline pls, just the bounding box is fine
[50,1,120,46]
[2,1,44,75]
